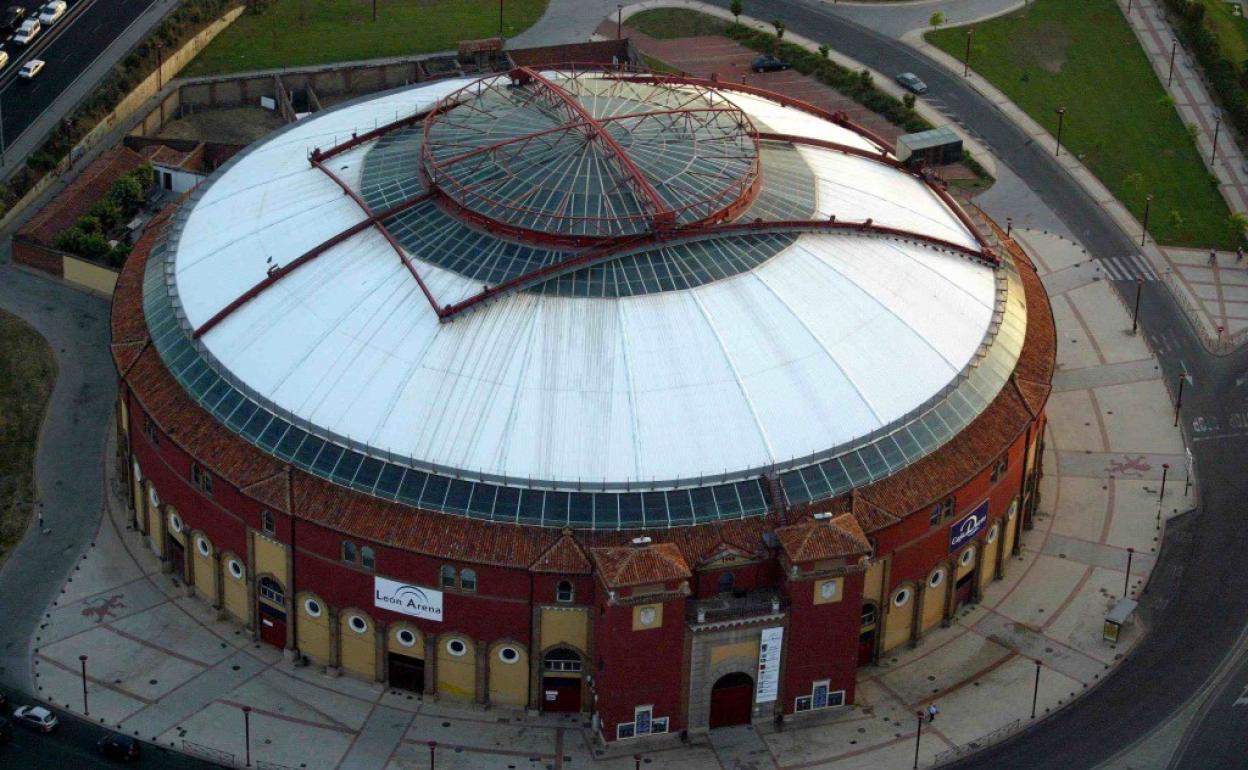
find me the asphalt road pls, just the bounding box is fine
[699,0,1248,766]
[1,0,158,153]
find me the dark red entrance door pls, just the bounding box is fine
[167,536,185,581]
[955,572,974,609]
[541,677,581,712]
[709,673,754,728]
[257,601,286,648]
[858,628,876,666]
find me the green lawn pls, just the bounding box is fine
[1191,0,1248,70]
[184,0,550,76]
[0,311,56,564]
[929,0,1234,248]
[627,8,727,39]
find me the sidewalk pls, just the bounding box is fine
[1121,0,1248,343]
[25,229,1193,769]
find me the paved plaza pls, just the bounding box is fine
[24,230,1194,769]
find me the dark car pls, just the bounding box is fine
[98,733,141,761]
[751,55,790,73]
[0,5,25,31]
[895,72,929,94]
[0,717,12,744]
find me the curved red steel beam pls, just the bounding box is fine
[193,189,435,339]
[437,217,998,322]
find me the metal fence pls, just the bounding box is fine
[933,718,1021,764]
[1160,269,1248,355]
[182,740,236,766]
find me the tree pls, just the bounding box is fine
[1228,212,1248,243]
[108,174,145,213]
[730,0,742,23]
[772,18,785,40]
[89,198,122,231]
[818,43,830,59]
[903,93,917,110]
[930,11,945,29]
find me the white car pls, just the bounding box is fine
[18,58,44,79]
[13,18,39,44]
[0,50,8,72]
[12,705,58,732]
[38,1,66,25]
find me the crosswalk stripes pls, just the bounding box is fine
[1098,253,1159,281]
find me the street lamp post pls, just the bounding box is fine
[78,655,89,715]
[1006,216,1013,238]
[1160,463,1170,503]
[617,4,623,40]
[634,753,642,770]
[913,711,924,769]
[1031,659,1042,718]
[243,705,252,767]
[963,29,973,77]
[1124,547,1135,597]
[498,0,503,36]
[1141,194,1153,247]
[429,740,438,769]
[1174,375,1186,426]
[1132,276,1143,333]
[1054,107,1066,156]
[371,0,376,22]
[1168,39,1177,86]
[1211,114,1222,165]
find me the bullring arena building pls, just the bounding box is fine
[109,60,1055,743]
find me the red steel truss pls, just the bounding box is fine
[192,65,999,338]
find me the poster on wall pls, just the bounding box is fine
[374,576,443,621]
[756,626,784,703]
[949,499,990,553]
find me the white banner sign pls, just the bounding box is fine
[374,576,443,621]
[756,626,784,703]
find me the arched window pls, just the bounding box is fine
[360,546,375,571]
[440,565,456,588]
[259,577,284,606]
[556,580,574,603]
[544,647,582,673]
[341,540,357,563]
[261,510,276,535]
[460,568,477,592]
[717,571,735,594]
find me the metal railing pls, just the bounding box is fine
[1160,269,1248,355]
[182,740,236,766]
[933,718,1021,764]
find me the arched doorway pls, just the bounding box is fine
[709,672,754,728]
[541,648,583,713]
[256,576,287,649]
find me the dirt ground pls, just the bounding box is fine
[158,106,287,146]
[0,310,56,564]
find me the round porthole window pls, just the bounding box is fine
[196,537,211,557]
[893,588,911,608]
[148,486,160,509]
[133,461,142,482]
[498,646,520,664]
[987,524,1000,544]
[169,512,183,533]
[227,559,244,580]
[960,547,976,568]
[396,629,417,648]
[348,615,368,634]
[1007,501,1018,521]
[304,598,323,618]
[446,639,468,657]
[639,607,657,626]
[928,569,945,588]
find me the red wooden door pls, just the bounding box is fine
[857,629,876,666]
[709,673,754,728]
[955,572,974,608]
[258,602,286,649]
[541,677,581,712]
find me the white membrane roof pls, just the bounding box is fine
[171,75,996,486]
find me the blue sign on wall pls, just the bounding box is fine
[949,500,989,553]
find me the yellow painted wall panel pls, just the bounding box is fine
[882,594,913,653]
[62,256,118,295]
[488,646,528,707]
[253,534,287,583]
[863,560,885,604]
[340,616,376,680]
[192,548,217,605]
[223,568,248,623]
[296,599,331,664]
[921,578,946,631]
[979,535,1000,594]
[710,640,758,667]
[436,638,476,701]
[539,607,588,652]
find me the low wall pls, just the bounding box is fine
[12,237,119,295]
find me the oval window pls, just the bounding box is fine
[498,646,520,664]
[169,512,183,533]
[228,559,244,579]
[148,486,160,509]
[893,588,911,607]
[928,569,945,588]
[960,547,976,567]
[1007,500,1018,521]
[348,615,368,634]
[196,537,211,557]
[304,598,323,618]
[447,639,467,657]
[987,524,1000,543]
[396,629,417,648]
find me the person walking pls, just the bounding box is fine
[1209,249,1217,266]
[927,703,939,723]
[1238,245,1244,263]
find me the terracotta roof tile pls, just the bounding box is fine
[774,518,871,563]
[590,543,691,588]
[19,146,146,246]
[242,471,290,514]
[530,532,593,574]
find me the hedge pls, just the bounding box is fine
[1161,0,1248,148]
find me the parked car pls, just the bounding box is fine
[14,18,40,45]
[896,72,928,94]
[97,733,141,761]
[12,705,58,732]
[38,0,66,25]
[0,717,12,744]
[0,51,8,72]
[0,5,24,31]
[18,59,44,79]
[751,55,790,73]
